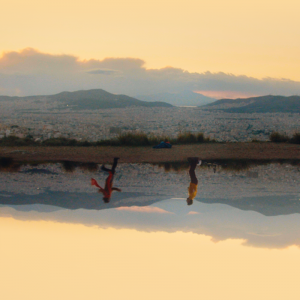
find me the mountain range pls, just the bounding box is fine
[2,89,300,113]
[0,89,173,109]
[136,90,216,106]
[203,95,300,113]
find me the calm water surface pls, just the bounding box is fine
[1,161,300,300]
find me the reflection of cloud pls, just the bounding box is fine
[1,199,300,250]
[187,211,199,215]
[2,48,300,97]
[116,206,173,214]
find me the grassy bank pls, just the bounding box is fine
[0,131,299,147]
[0,132,212,147]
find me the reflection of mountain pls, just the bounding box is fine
[200,195,300,216]
[0,191,163,211]
[1,192,299,217]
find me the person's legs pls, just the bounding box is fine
[111,157,119,174]
[188,157,198,185]
[102,157,119,174]
[101,165,111,172]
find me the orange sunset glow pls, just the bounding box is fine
[195,91,260,99]
[1,0,300,97]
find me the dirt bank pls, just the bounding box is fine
[0,143,300,163]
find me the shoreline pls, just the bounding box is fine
[0,143,300,163]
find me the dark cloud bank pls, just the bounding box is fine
[1,48,300,97]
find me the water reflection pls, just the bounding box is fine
[1,157,300,300]
[156,159,300,172]
[2,199,300,249]
[0,156,21,172]
[1,157,300,249]
[91,157,121,203]
[187,157,201,205]
[60,161,99,172]
[3,217,300,300]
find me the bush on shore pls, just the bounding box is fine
[117,132,152,146]
[96,132,210,146]
[42,138,92,147]
[0,131,212,147]
[290,133,300,144]
[269,132,290,143]
[269,132,300,144]
[176,132,209,144]
[2,131,299,147]
[0,136,38,146]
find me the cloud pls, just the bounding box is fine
[195,90,258,99]
[1,48,300,97]
[86,69,120,75]
[115,206,173,214]
[246,232,281,237]
[83,57,145,71]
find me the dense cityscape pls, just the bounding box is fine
[0,97,299,142]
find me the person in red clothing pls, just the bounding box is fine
[91,157,121,203]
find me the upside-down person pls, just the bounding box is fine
[186,157,201,206]
[91,157,121,203]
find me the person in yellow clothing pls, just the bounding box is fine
[187,157,201,205]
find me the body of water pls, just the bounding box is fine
[1,159,300,300]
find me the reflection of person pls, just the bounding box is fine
[91,157,121,203]
[187,157,201,205]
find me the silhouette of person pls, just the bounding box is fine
[91,157,121,203]
[187,157,201,205]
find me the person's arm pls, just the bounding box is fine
[98,188,105,195]
[91,178,103,189]
[112,187,122,192]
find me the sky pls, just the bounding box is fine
[1,0,300,98]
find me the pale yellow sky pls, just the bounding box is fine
[2,0,300,80]
[1,217,300,300]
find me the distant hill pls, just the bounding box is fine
[0,89,173,109]
[49,89,173,109]
[203,95,300,113]
[136,90,215,106]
